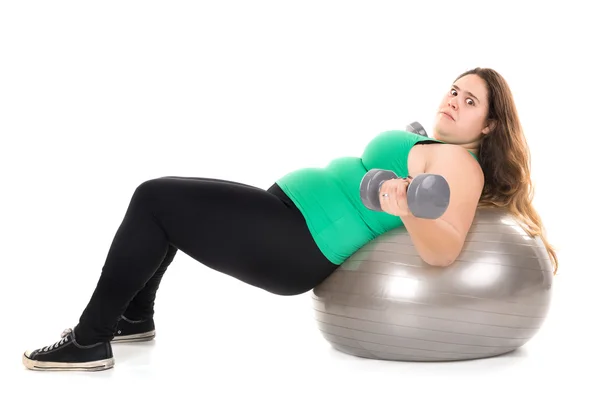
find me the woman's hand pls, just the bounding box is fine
[379,176,413,218]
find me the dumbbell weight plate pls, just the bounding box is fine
[406,174,450,219]
[406,121,428,137]
[359,169,398,211]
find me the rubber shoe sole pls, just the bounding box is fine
[111,330,156,343]
[22,353,114,371]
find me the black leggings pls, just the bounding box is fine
[75,176,339,344]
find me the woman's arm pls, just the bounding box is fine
[402,145,484,267]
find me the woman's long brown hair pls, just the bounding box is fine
[455,67,558,274]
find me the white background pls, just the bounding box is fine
[1,1,598,399]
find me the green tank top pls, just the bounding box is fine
[275,130,478,265]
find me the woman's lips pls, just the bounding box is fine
[440,111,455,121]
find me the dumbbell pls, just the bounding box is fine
[406,121,428,137]
[359,169,450,219]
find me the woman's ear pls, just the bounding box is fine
[482,119,497,135]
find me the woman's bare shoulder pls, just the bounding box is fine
[426,143,481,175]
[410,142,482,181]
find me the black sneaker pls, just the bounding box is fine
[22,328,114,372]
[111,315,156,343]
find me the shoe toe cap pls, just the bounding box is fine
[24,349,39,358]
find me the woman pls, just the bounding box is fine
[22,67,558,371]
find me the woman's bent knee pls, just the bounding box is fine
[132,178,171,202]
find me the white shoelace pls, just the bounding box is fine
[41,328,72,353]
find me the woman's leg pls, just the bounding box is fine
[23,176,338,371]
[77,175,338,342]
[121,177,264,321]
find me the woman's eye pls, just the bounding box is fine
[450,88,475,105]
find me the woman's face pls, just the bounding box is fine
[432,74,493,148]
